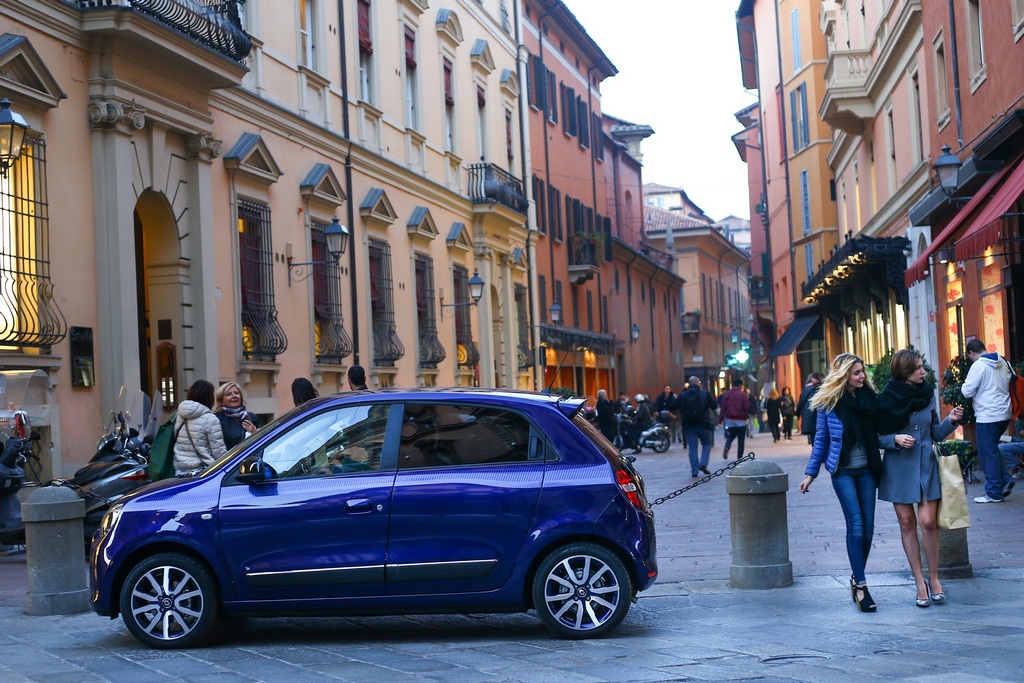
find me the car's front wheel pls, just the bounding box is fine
[532,542,633,639]
[119,552,218,649]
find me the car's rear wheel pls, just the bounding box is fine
[651,432,670,453]
[532,542,633,639]
[119,552,218,649]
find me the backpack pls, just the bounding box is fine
[1006,360,1024,420]
[680,390,705,423]
[147,412,179,482]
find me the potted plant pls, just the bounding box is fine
[941,354,976,425]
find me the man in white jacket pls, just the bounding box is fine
[961,339,1013,503]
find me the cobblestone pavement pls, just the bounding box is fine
[1,433,1021,682]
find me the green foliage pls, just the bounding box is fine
[545,386,576,399]
[938,439,976,458]
[869,346,938,389]
[941,355,976,425]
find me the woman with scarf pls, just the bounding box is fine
[877,349,963,608]
[798,353,881,612]
[215,381,259,450]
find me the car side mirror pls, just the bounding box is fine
[237,456,277,484]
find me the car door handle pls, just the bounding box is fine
[344,498,373,512]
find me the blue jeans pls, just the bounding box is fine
[976,420,1010,500]
[830,466,877,585]
[997,441,1024,479]
[723,426,746,458]
[685,427,713,475]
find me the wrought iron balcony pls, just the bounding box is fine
[568,232,601,284]
[749,275,772,308]
[681,311,701,335]
[78,0,251,63]
[467,163,527,215]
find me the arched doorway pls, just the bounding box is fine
[134,190,181,410]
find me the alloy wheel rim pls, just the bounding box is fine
[542,554,620,631]
[129,565,204,641]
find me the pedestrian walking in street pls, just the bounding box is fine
[961,339,1014,503]
[347,365,369,391]
[654,384,682,444]
[765,388,782,442]
[780,386,796,439]
[719,378,750,459]
[797,372,825,444]
[877,349,964,608]
[595,389,618,443]
[798,353,881,613]
[291,377,319,406]
[679,376,717,477]
[214,381,259,450]
[174,379,227,475]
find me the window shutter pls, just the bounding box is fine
[358,0,373,54]
[505,109,514,160]
[547,70,558,122]
[443,59,454,105]
[800,169,811,236]
[530,55,546,111]
[405,27,416,68]
[799,84,809,147]
[567,87,577,136]
[791,8,801,72]
[477,84,486,108]
[790,88,799,152]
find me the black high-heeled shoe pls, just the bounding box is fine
[853,583,877,612]
[849,576,857,602]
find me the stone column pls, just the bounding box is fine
[89,98,146,410]
[726,459,793,589]
[186,134,223,384]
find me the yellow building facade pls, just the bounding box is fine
[0,0,532,473]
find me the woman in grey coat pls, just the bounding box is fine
[877,349,963,608]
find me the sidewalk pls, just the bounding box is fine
[0,433,1021,681]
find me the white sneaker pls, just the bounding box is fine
[973,495,1003,503]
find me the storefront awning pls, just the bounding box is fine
[905,164,1012,287]
[955,156,1024,261]
[768,313,820,358]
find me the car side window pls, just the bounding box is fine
[258,404,389,479]
[399,403,532,469]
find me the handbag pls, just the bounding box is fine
[934,442,970,529]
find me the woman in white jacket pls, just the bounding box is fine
[173,380,227,474]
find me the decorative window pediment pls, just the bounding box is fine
[500,68,519,99]
[435,9,464,47]
[471,39,495,75]
[446,221,472,252]
[360,187,398,227]
[407,206,438,241]
[300,163,346,209]
[0,34,66,110]
[224,133,282,186]
[507,247,526,268]
[402,0,429,17]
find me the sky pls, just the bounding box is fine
[560,0,758,221]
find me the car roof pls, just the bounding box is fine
[305,387,586,417]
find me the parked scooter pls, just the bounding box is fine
[49,389,159,538]
[616,406,672,454]
[0,431,41,547]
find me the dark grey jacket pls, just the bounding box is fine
[796,384,819,435]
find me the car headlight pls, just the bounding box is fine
[99,503,124,535]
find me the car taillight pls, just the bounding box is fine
[119,470,149,481]
[615,469,645,510]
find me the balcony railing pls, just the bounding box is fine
[568,233,601,284]
[467,163,527,215]
[681,312,701,335]
[79,0,252,63]
[820,48,873,134]
[750,275,772,307]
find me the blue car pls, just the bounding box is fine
[90,388,657,648]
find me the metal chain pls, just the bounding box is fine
[49,479,114,505]
[650,452,756,507]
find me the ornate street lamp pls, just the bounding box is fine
[630,323,640,343]
[287,217,349,285]
[549,301,562,324]
[0,98,29,179]
[933,144,962,198]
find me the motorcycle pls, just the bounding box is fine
[616,407,671,453]
[49,389,159,538]
[0,430,41,547]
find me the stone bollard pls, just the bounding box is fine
[726,459,793,589]
[937,528,973,579]
[22,486,89,615]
